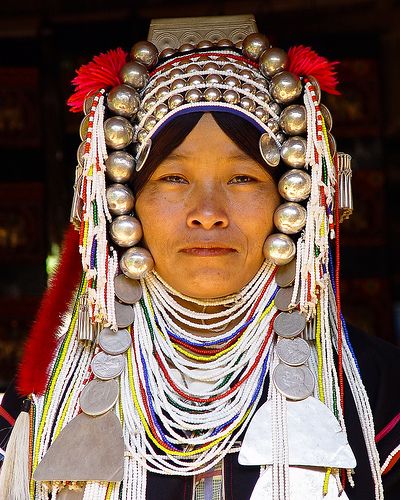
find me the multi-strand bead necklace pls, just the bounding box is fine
[120,261,278,475]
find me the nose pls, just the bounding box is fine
[186,184,229,230]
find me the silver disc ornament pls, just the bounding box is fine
[274,286,299,312]
[91,352,125,380]
[259,133,281,167]
[276,337,311,366]
[79,378,119,416]
[273,310,306,338]
[272,363,315,401]
[114,300,135,328]
[114,274,143,304]
[99,327,132,355]
[275,258,297,288]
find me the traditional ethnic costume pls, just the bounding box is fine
[0,14,399,500]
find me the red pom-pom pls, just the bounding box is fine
[67,48,128,113]
[17,226,82,396]
[287,45,340,95]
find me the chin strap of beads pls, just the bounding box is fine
[77,89,118,329]
[294,79,336,319]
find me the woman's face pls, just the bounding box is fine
[135,113,280,298]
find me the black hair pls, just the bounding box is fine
[130,111,283,195]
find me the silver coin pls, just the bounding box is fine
[114,274,143,304]
[99,327,132,355]
[275,258,296,287]
[83,93,95,114]
[273,310,306,338]
[91,351,125,380]
[115,300,135,328]
[276,337,311,366]
[272,363,315,400]
[274,286,299,312]
[79,378,119,416]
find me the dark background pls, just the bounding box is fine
[0,0,399,391]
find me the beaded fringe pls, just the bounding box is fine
[78,89,117,330]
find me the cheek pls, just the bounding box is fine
[241,188,280,240]
[135,190,182,251]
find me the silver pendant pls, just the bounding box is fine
[239,397,356,468]
[273,311,306,338]
[33,411,124,481]
[272,363,314,400]
[114,274,143,304]
[275,259,296,288]
[99,327,132,355]
[249,466,349,500]
[276,337,310,366]
[79,378,119,416]
[274,286,299,312]
[91,351,125,380]
[115,300,135,328]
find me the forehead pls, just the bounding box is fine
[165,113,253,161]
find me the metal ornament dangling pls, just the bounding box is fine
[77,293,100,343]
[70,165,83,229]
[259,133,281,167]
[336,152,353,222]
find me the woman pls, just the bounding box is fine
[0,14,399,500]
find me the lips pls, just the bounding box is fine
[180,243,237,257]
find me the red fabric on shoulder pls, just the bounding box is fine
[16,225,82,396]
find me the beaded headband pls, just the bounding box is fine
[67,15,353,329]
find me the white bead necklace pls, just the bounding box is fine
[120,262,278,475]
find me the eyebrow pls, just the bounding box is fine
[163,152,256,163]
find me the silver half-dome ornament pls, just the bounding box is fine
[278,169,311,202]
[274,202,307,234]
[120,247,154,279]
[107,84,140,118]
[270,71,302,104]
[280,136,307,168]
[104,116,134,150]
[263,233,296,266]
[106,151,135,183]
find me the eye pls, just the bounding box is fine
[160,174,188,184]
[229,175,255,184]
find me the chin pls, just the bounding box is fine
[169,269,247,299]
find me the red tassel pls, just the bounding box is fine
[287,45,340,95]
[67,48,128,113]
[17,226,82,396]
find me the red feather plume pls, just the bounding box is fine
[17,226,82,396]
[67,47,128,113]
[287,45,340,95]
